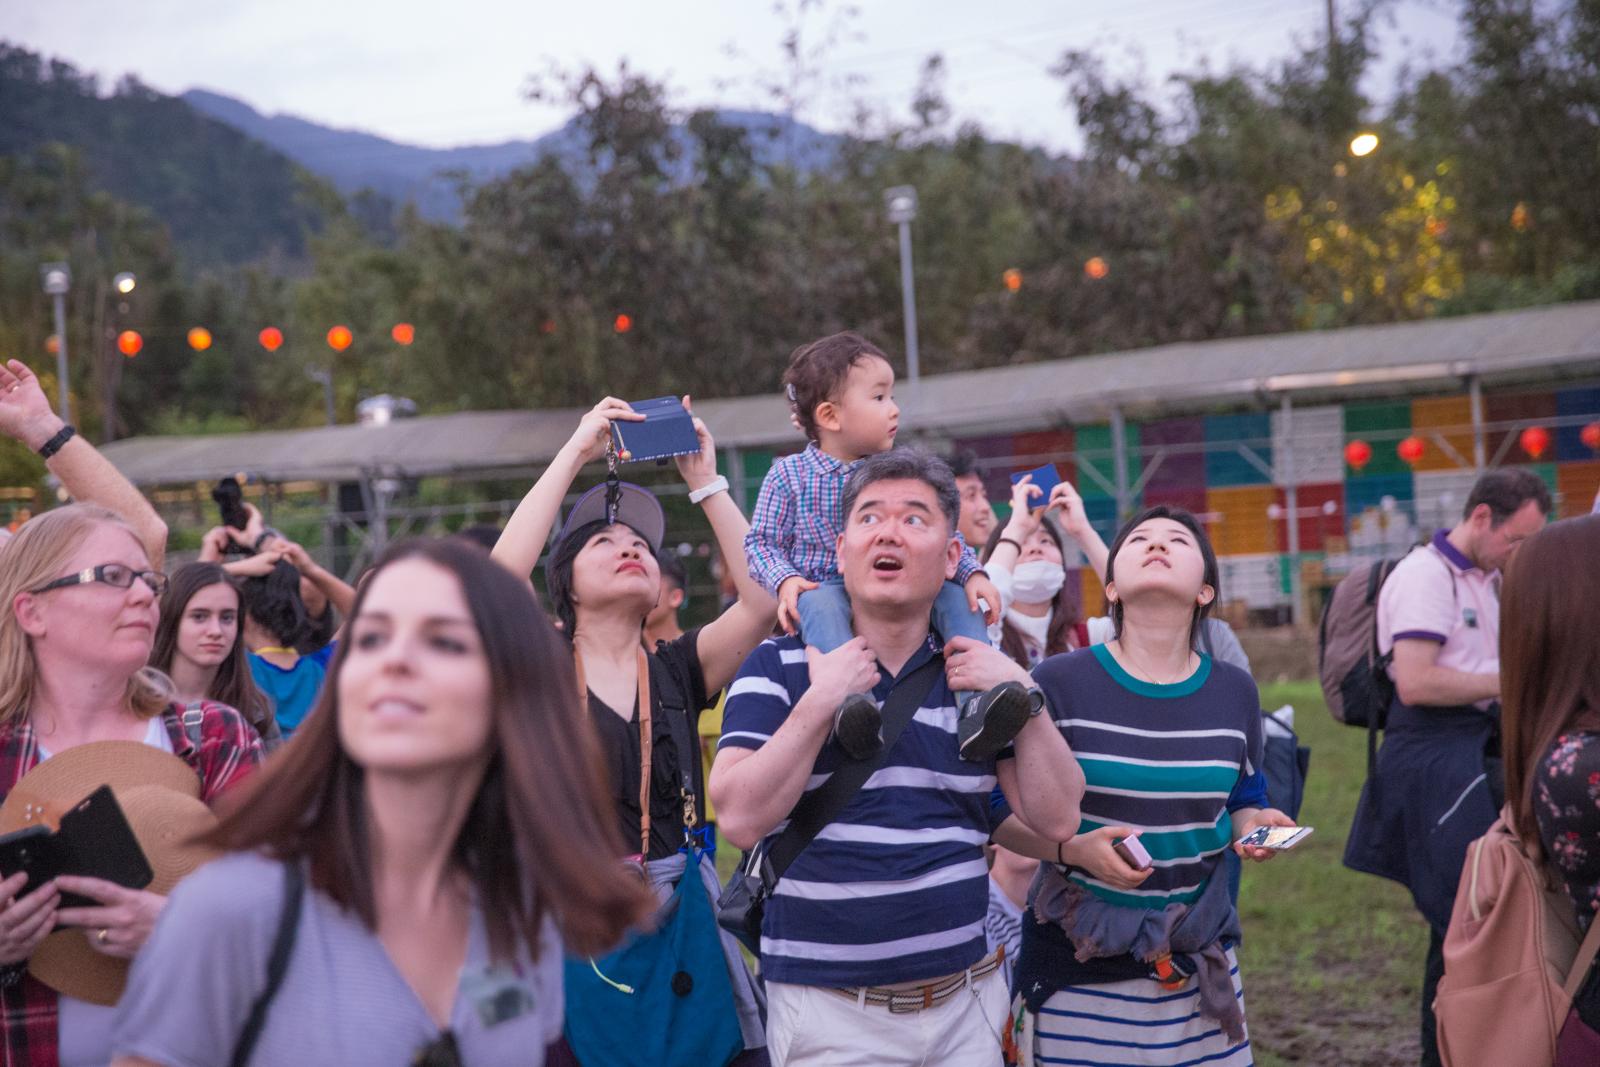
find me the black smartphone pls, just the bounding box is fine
[610,397,701,464]
[0,825,54,898]
[212,476,249,532]
[55,785,153,908]
[0,787,154,911]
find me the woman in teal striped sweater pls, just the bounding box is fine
[1009,506,1296,1067]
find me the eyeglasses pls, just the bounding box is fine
[28,563,169,597]
[411,1031,462,1067]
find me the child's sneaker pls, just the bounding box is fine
[957,683,1045,762]
[833,693,883,760]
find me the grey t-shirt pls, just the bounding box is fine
[112,851,563,1067]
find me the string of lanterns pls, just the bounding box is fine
[1344,423,1593,470]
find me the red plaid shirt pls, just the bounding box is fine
[0,700,263,1066]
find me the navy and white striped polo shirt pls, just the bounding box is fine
[718,634,1003,987]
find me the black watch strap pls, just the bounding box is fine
[36,424,76,460]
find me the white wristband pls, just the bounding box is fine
[688,476,729,505]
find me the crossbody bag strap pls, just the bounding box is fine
[762,655,944,883]
[1565,910,1600,999]
[575,648,654,861]
[230,859,306,1067]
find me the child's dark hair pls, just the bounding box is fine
[782,331,891,442]
[1104,505,1221,651]
[239,559,310,648]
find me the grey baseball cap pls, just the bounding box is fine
[550,481,665,557]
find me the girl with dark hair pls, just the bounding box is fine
[492,397,775,1066]
[111,538,654,1067]
[1500,516,1600,1054]
[981,477,1102,666]
[200,533,355,739]
[150,562,279,748]
[1008,506,1296,1066]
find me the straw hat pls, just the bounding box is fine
[0,740,221,1006]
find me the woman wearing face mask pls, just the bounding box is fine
[149,562,278,749]
[981,478,1105,667]
[1008,506,1295,1066]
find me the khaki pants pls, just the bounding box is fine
[766,966,1008,1067]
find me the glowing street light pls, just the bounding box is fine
[1349,132,1380,158]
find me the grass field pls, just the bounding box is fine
[1242,681,1428,1066]
[715,680,1430,1064]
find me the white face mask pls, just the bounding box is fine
[1011,560,1066,603]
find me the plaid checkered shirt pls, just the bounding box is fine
[0,700,263,1066]
[743,442,982,595]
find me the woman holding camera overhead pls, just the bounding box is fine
[493,397,775,1067]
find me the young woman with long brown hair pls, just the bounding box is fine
[149,563,278,748]
[111,538,652,1067]
[1500,515,1600,1056]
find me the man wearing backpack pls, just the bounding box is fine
[710,448,1084,1066]
[1345,467,1551,1067]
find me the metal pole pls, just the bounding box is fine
[897,220,920,387]
[51,293,71,423]
[323,371,336,428]
[1281,395,1303,629]
[1468,375,1485,471]
[1110,406,1130,520]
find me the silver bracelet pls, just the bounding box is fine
[688,475,729,505]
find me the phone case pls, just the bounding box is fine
[1113,834,1153,870]
[1009,464,1061,508]
[0,787,154,909]
[610,397,701,464]
[1236,825,1314,851]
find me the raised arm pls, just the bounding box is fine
[1051,480,1109,582]
[676,398,777,692]
[491,398,643,580]
[272,538,356,620]
[0,360,168,569]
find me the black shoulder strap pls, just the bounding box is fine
[762,656,944,882]
[230,860,305,1067]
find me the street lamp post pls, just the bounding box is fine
[884,186,921,388]
[40,263,71,422]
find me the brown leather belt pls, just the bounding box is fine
[827,947,1005,1014]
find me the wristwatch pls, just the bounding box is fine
[35,424,76,460]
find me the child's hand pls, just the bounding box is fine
[777,575,818,635]
[964,573,1002,625]
[805,638,879,712]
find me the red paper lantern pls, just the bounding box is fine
[1519,425,1551,459]
[613,314,633,334]
[1084,257,1109,280]
[1002,268,1022,292]
[187,327,213,352]
[116,330,143,358]
[1397,436,1425,465]
[327,325,353,352]
[258,327,284,352]
[1581,421,1600,452]
[1344,439,1372,471]
[391,322,415,345]
[44,334,59,356]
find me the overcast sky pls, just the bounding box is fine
[3,0,1463,151]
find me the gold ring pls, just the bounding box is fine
[96,928,109,944]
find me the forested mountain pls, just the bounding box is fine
[182,88,841,221]
[0,44,328,266]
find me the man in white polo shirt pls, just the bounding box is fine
[1346,466,1551,1067]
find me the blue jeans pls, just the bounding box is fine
[796,578,989,706]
